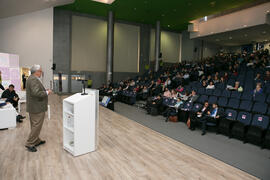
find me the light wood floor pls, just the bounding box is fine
[0,94,258,180]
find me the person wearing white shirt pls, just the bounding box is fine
[206,81,215,89]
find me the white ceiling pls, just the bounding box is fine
[199,24,270,46]
[0,0,74,19]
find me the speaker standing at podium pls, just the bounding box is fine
[25,65,52,152]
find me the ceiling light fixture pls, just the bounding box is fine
[229,37,232,40]
[267,10,270,13]
[243,24,247,27]
[91,0,115,4]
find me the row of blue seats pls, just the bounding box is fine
[176,101,270,148]
[191,88,270,103]
[196,95,269,115]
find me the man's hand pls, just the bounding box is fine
[13,97,18,101]
[47,89,53,95]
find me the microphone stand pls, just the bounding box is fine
[77,79,88,95]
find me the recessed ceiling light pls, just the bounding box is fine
[243,25,247,27]
[168,25,170,27]
[229,37,232,40]
[267,10,270,13]
[225,28,229,31]
[91,0,115,4]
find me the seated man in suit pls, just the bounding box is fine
[1,84,19,108]
[189,101,210,130]
[187,90,199,103]
[146,95,163,114]
[201,103,223,135]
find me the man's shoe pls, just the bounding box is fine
[25,146,37,152]
[201,132,206,136]
[35,140,46,147]
[18,115,26,119]
[16,116,23,123]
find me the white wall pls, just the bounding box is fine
[150,29,181,63]
[71,15,107,72]
[190,2,270,39]
[0,8,53,89]
[114,23,139,72]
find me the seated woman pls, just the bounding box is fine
[176,85,184,93]
[253,83,263,96]
[206,81,215,89]
[179,91,189,101]
[163,88,172,98]
[171,89,178,99]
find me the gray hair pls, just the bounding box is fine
[30,64,41,74]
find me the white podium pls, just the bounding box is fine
[63,90,99,156]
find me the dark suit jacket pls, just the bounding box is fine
[198,106,210,116]
[26,74,48,114]
[1,89,19,103]
[188,95,199,103]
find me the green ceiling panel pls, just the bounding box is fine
[58,0,257,31]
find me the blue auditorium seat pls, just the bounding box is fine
[217,97,228,107]
[227,98,240,109]
[197,88,205,95]
[197,95,208,104]
[221,90,231,98]
[213,89,222,97]
[218,109,237,136]
[253,93,266,103]
[241,91,253,101]
[252,102,267,114]
[231,111,252,141]
[205,89,214,96]
[238,100,253,111]
[231,91,242,99]
[191,103,203,113]
[208,96,217,105]
[246,114,269,146]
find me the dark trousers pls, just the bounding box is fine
[189,112,199,129]
[6,99,18,108]
[163,107,177,120]
[178,110,190,122]
[147,103,159,113]
[201,116,217,133]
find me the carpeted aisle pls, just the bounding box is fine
[114,102,270,180]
